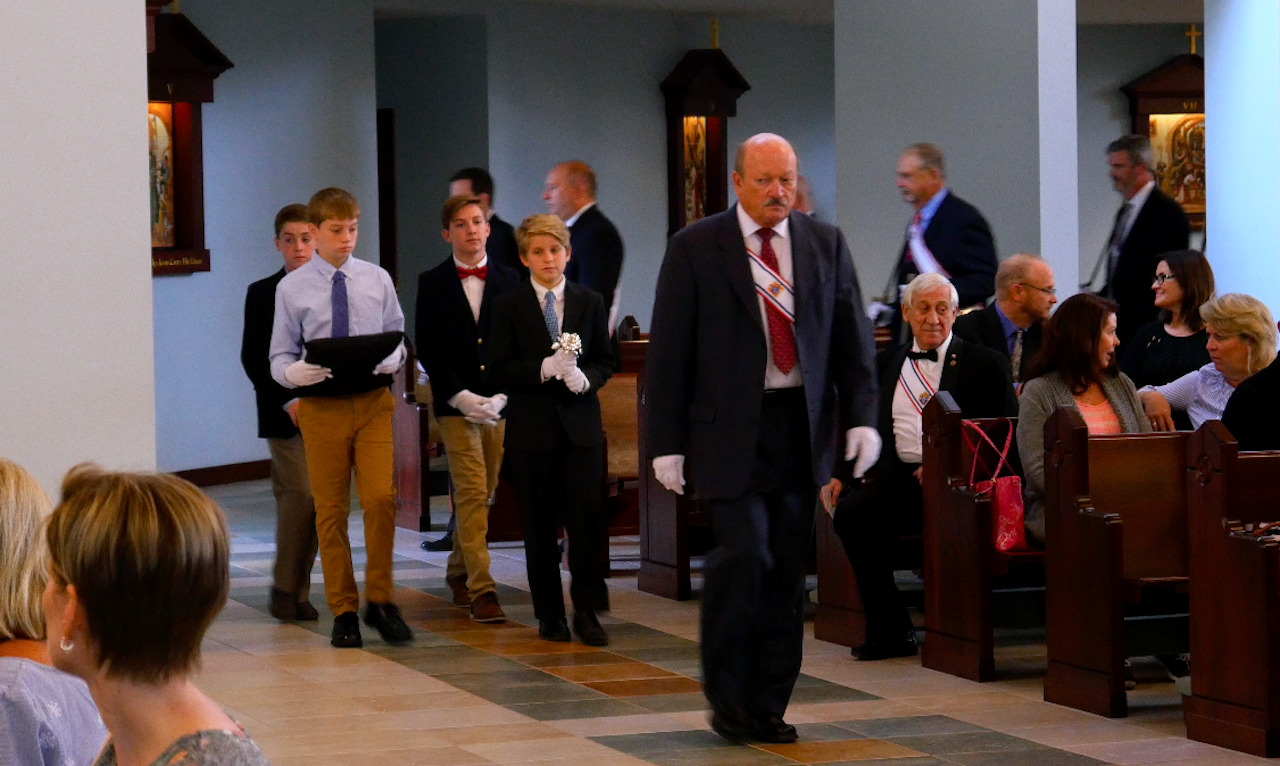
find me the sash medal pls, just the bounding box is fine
[898,357,936,414]
[748,249,794,325]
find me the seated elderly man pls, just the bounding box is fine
[828,273,1017,661]
[1139,293,1277,431]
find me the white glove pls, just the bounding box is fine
[653,454,686,495]
[480,393,508,419]
[284,359,333,387]
[448,390,490,419]
[562,367,590,394]
[373,343,406,375]
[845,426,882,479]
[540,349,578,381]
[866,301,895,325]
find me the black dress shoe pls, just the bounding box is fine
[572,610,609,647]
[709,710,754,743]
[539,618,571,642]
[331,611,363,648]
[852,631,919,661]
[269,588,297,621]
[422,533,453,552]
[294,599,319,621]
[752,715,798,744]
[363,602,412,644]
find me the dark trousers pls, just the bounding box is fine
[701,388,813,721]
[506,426,609,621]
[832,459,922,644]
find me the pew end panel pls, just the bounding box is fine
[1184,422,1280,757]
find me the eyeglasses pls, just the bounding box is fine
[1152,273,1176,285]
[1018,283,1056,296]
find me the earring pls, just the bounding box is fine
[59,636,74,652]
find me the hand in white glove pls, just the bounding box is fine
[448,390,491,420]
[653,454,686,495]
[562,367,589,394]
[486,393,508,415]
[540,349,578,381]
[373,343,406,375]
[844,426,882,479]
[284,359,333,387]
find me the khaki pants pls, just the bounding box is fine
[297,388,397,616]
[267,434,318,599]
[437,416,506,598]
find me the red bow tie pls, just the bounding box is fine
[457,266,487,280]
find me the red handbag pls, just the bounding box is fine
[961,419,1027,552]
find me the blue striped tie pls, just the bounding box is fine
[543,290,559,340]
[332,271,349,338]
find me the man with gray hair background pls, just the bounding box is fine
[1097,134,1190,352]
[828,272,1016,661]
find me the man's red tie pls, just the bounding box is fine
[457,265,488,280]
[757,229,797,374]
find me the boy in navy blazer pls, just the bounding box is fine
[416,195,520,623]
[490,214,614,646]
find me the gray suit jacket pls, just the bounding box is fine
[1016,370,1150,540]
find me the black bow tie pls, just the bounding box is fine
[907,349,938,362]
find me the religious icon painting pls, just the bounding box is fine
[1149,113,1205,219]
[147,101,176,249]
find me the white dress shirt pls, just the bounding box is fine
[533,275,568,383]
[1118,180,1155,246]
[736,204,802,389]
[892,334,953,463]
[454,255,488,322]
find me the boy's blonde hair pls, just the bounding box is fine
[308,187,360,226]
[0,459,52,641]
[516,214,570,254]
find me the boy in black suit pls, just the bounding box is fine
[415,195,520,623]
[490,214,614,646]
[241,203,319,622]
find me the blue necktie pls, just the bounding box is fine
[543,290,559,340]
[332,271,349,338]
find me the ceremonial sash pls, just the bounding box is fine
[748,249,795,323]
[907,219,950,278]
[898,358,937,415]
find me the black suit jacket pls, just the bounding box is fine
[415,257,520,418]
[952,302,1042,370]
[487,214,525,277]
[565,205,624,320]
[895,192,998,307]
[1105,187,1190,348]
[242,268,299,440]
[864,336,1017,478]
[646,205,878,500]
[1221,355,1280,451]
[490,280,614,451]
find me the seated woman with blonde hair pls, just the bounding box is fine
[43,465,268,766]
[1138,293,1278,431]
[0,458,107,765]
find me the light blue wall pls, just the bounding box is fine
[376,15,489,342]
[155,0,381,471]
[1076,24,1195,285]
[834,1,1041,304]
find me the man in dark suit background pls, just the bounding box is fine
[450,167,523,276]
[829,273,1017,661]
[646,133,880,744]
[890,143,997,310]
[490,213,614,647]
[543,160,624,330]
[415,195,521,624]
[953,254,1056,385]
[1100,135,1191,352]
[240,203,319,622]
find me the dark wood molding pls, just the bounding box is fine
[174,460,271,487]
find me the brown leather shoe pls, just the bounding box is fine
[470,591,506,623]
[445,574,470,608]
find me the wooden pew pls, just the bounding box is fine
[1043,407,1191,718]
[918,392,1044,681]
[1183,421,1280,757]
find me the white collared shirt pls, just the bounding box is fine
[565,202,596,228]
[1119,180,1156,246]
[453,255,488,322]
[736,204,802,389]
[892,333,954,463]
[530,275,566,334]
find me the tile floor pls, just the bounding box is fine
[199,480,1269,766]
